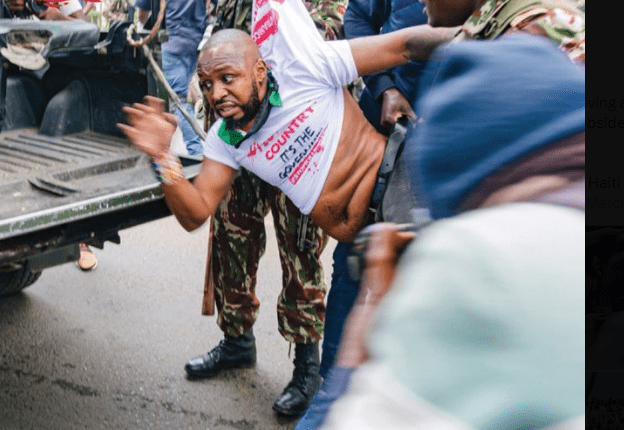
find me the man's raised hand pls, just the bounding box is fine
[117,96,178,159]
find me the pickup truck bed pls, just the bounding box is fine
[1,129,159,237]
[0,127,201,292]
[0,19,202,295]
[0,126,202,252]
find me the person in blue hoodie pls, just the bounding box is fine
[295,32,584,430]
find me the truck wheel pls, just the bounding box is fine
[0,262,43,297]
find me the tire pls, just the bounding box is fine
[0,261,42,297]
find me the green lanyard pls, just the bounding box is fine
[217,122,246,146]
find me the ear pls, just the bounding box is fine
[253,59,268,87]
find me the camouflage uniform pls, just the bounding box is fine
[212,0,346,38]
[454,0,585,63]
[207,0,347,344]
[95,0,129,27]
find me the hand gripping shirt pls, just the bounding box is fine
[202,0,358,215]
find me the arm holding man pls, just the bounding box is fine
[349,25,455,74]
[344,0,431,132]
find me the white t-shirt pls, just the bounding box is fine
[202,0,358,215]
[57,0,83,16]
[20,0,82,18]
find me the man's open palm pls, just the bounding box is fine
[118,96,178,159]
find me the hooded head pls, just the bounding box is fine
[407,34,585,219]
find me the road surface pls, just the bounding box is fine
[0,215,336,430]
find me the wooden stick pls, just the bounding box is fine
[201,216,215,316]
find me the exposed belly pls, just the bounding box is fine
[309,88,385,242]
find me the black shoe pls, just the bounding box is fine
[185,331,256,378]
[272,342,321,417]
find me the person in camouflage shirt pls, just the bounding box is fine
[184,0,348,418]
[455,0,584,62]
[421,0,584,62]
[212,0,346,39]
[82,0,130,28]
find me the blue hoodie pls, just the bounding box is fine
[407,34,585,219]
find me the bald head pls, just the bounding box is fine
[202,29,262,65]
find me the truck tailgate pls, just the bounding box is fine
[0,129,200,240]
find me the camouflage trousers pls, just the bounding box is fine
[210,169,328,344]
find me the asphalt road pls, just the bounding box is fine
[0,215,336,430]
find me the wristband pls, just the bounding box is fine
[151,151,184,184]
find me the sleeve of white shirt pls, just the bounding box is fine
[202,121,241,170]
[59,0,83,16]
[252,0,358,88]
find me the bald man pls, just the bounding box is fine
[119,0,451,416]
[119,0,452,243]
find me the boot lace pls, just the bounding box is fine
[206,339,228,360]
[286,349,313,391]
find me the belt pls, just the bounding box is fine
[369,118,409,220]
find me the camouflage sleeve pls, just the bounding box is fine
[509,5,585,63]
[212,0,347,41]
[303,0,348,41]
[212,0,254,33]
[458,0,585,64]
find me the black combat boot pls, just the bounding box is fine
[272,342,321,417]
[185,331,256,378]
